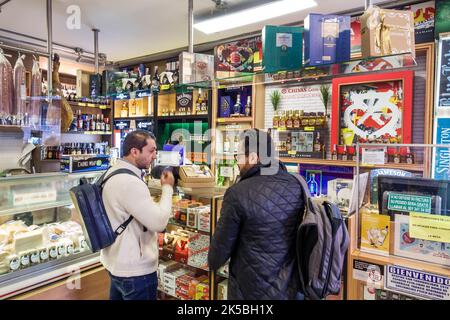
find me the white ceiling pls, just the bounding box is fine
[0,0,390,63]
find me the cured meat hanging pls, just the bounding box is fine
[30,58,42,127]
[50,53,73,131]
[13,54,27,124]
[0,49,13,124]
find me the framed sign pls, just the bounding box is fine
[331,71,414,148]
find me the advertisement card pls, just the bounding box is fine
[394,214,450,266]
[361,213,391,256]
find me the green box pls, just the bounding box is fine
[262,25,303,73]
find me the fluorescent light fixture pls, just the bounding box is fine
[194,0,317,34]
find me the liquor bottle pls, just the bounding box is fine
[286,135,292,151]
[331,144,338,160]
[406,147,414,164]
[233,135,239,154]
[342,145,348,161]
[105,117,110,132]
[83,114,90,132]
[47,146,53,160]
[201,93,208,114]
[279,111,286,128]
[244,96,251,117]
[393,148,401,164]
[71,143,77,155]
[224,136,231,154]
[350,145,357,161]
[286,111,293,129]
[121,102,128,118]
[90,114,96,132]
[314,132,322,152]
[129,99,136,116]
[233,94,242,115]
[151,66,160,92]
[196,93,202,114]
[307,174,319,197]
[77,110,83,131]
[95,114,101,131]
[301,112,309,126]
[100,114,105,131]
[172,61,179,85]
[77,143,82,155]
[293,110,300,129]
[309,112,316,126]
[273,111,280,129]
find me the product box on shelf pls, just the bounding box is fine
[178,165,215,188]
[163,268,191,296]
[196,206,211,233]
[179,52,214,84]
[195,279,210,300]
[187,233,210,270]
[262,25,303,73]
[174,237,189,264]
[304,14,351,66]
[327,178,354,210]
[60,154,110,173]
[361,7,415,58]
[219,96,232,118]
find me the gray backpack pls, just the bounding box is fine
[293,174,350,300]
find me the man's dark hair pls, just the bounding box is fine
[239,128,275,164]
[123,130,156,156]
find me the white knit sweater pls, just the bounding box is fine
[100,159,173,277]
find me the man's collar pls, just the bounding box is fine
[117,158,143,178]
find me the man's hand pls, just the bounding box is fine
[161,170,175,187]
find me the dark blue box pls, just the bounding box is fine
[304,14,350,66]
[219,96,232,118]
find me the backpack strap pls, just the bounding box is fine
[99,168,147,235]
[292,173,313,215]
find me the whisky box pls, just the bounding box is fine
[304,14,351,66]
[262,25,303,73]
[219,96,232,118]
[361,7,415,58]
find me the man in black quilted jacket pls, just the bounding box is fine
[208,128,305,299]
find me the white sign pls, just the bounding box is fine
[385,265,450,300]
[220,166,234,178]
[361,148,386,165]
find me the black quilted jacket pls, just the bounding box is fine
[208,162,304,300]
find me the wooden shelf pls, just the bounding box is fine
[113,116,153,120]
[157,115,209,121]
[216,117,253,124]
[279,157,424,171]
[351,249,450,277]
[62,131,112,135]
[68,101,111,109]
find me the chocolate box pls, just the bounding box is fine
[304,14,351,66]
[262,25,303,73]
[361,7,415,58]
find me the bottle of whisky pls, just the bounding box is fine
[273,111,280,129]
[245,96,251,117]
[342,145,348,161]
[393,147,401,164]
[201,93,208,114]
[279,111,286,128]
[234,94,242,115]
[90,114,96,132]
[224,136,231,153]
[406,147,414,164]
[151,66,160,92]
[293,111,300,128]
[314,132,322,152]
[331,144,338,160]
[233,135,239,154]
[121,102,128,118]
[286,110,293,129]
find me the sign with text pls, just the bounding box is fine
[387,193,432,214]
[409,212,450,243]
[361,148,386,165]
[385,265,450,300]
[433,118,450,180]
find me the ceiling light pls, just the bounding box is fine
[194,0,317,34]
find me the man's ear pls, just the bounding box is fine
[248,152,259,165]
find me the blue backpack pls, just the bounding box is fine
[70,168,141,252]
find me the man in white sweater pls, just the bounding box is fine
[101,130,174,300]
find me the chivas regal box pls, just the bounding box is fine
[361,7,415,58]
[262,25,303,73]
[304,14,351,66]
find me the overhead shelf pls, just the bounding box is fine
[216,117,253,124]
[0,200,73,217]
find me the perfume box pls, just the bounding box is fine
[361,7,415,58]
[262,25,303,73]
[219,96,232,118]
[304,14,351,66]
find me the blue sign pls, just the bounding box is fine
[434,118,450,180]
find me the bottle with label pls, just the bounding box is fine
[90,114,96,131]
[129,99,137,116]
[314,132,322,152]
[121,102,128,118]
[244,96,251,117]
[224,136,231,153]
[273,111,280,129]
[307,173,319,197]
[279,111,286,128]
[77,110,83,131]
[406,147,414,164]
[393,148,401,164]
[234,94,242,115]
[233,135,239,154]
[331,144,338,160]
[196,93,202,114]
[301,112,309,126]
[342,145,348,161]
[105,117,110,132]
[151,66,160,92]
[293,110,300,128]
[308,112,316,126]
[286,110,293,129]
[286,135,292,151]
[201,93,208,114]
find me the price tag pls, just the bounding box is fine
[160,84,171,91]
[87,103,95,108]
[277,127,286,131]
[288,151,296,155]
[217,118,225,123]
[99,105,107,109]
[304,126,315,131]
[78,103,87,107]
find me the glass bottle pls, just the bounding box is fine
[342,145,348,161]
[301,112,309,126]
[406,147,414,164]
[233,135,239,154]
[286,110,293,129]
[279,111,286,128]
[393,148,401,164]
[293,110,300,129]
[234,94,242,115]
[224,136,231,154]
[151,66,160,92]
[308,112,316,126]
[331,144,338,160]
[245,96,251,117]
[273,111,280,129]
[314,132,322,152]
[307,173,319,197]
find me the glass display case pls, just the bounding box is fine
[148,184,224,300]
[0,171,104,299]
[350,143,450,300]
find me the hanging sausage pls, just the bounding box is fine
[50,53,73,131]
[30,58,42,127]
[0,49,13,124]
[13,54,27,124]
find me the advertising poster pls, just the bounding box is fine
[435,0,450,36]
[361,213,391,256]
[433,117,450,180]
[405,1,435,43]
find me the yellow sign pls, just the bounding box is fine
[217,118,225,123]
[288,151,296,155]
[409,212,450,243]
[87,103,95,108]
[304,126,315,131]
[361,213,391,255]
[277,127,286,131]
[78,103,87,107]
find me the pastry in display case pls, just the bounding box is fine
[0,171,104,299]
